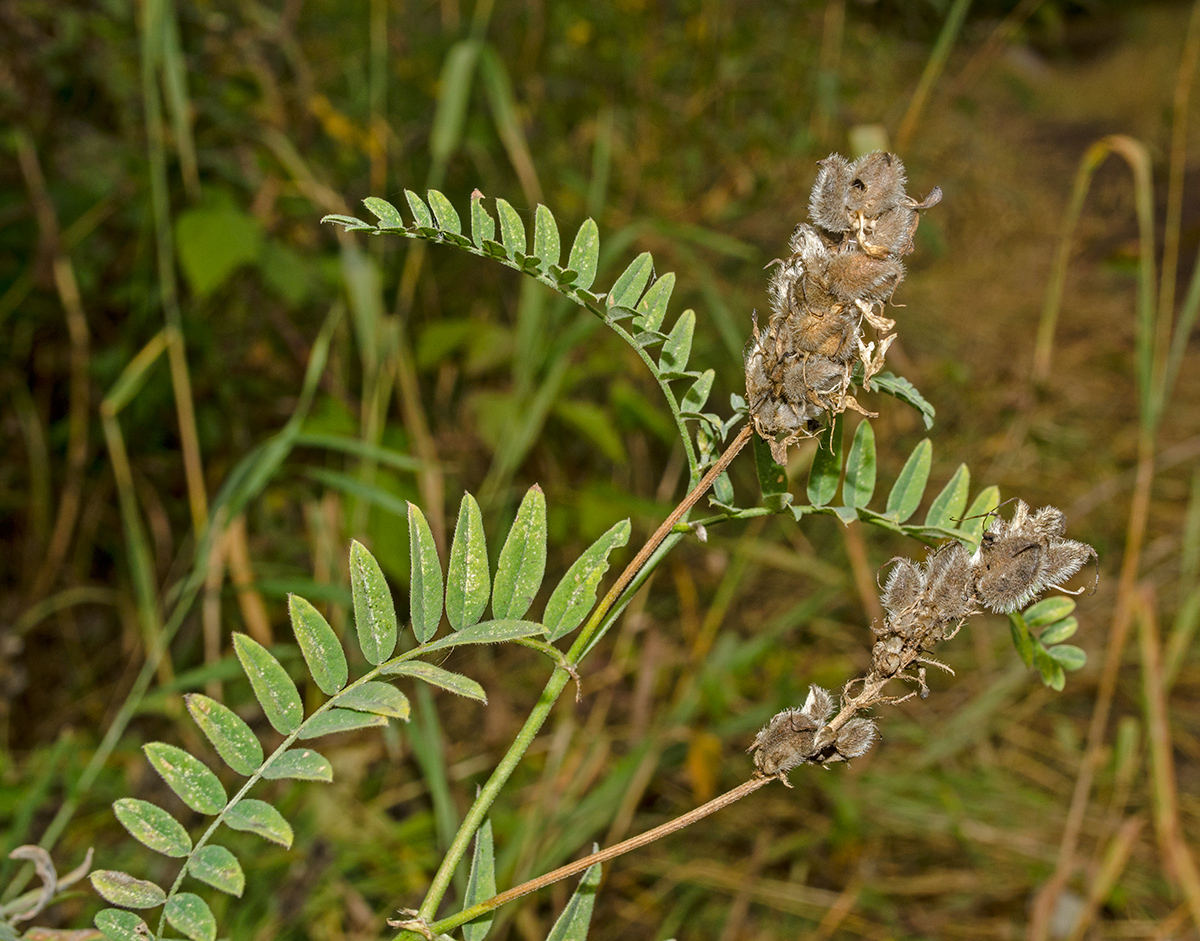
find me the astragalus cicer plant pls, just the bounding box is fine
[66,153,1096,941]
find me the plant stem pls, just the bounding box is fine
[428,777,773,935]
[413,423,754,923]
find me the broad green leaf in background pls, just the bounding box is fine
[462,820,496,941]
[408,504,444,643]
[222,799,293,847]
[143,743,226,815]
[184,694,263,776]
[885,438,932,522]
[382,661,487,702]
[261,748,333,783]
[89,871,165,910]
[174,203,263,298]
[350,540,400,663]
[568,219,600,291]
[492,485,548,620]
[187,845,245,897]
[232,633,302,735]
[807,417,844,508]
[113,799,191,858]
[288,595,348,694]
[843,420,876,509]
[543,520,630,642]
[924,463,970,529]
[446,494,491,631]
[164,892,216,941]
[336,680,411,719]
[545,860,602,941]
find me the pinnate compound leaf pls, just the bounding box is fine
[362,197,403,229]
[288,595,347,695]
[165,892,216,941]
[545,859,602,941]
[470,193,495,247]
[447,494,490,631]
[113,799,191,858]
[143,743,226,815]
[404,190,434,229]
[1039,617,1079,645]
[807,417,844,508]
[381,661,486,702]
[495,198,527,258]
[417,618,545,654]
[336,680,411,719]
[492,485,547,620]
[1047,643,1087,671]
[608,252,654,310]
[463,819,496,941]
[886,438,932,523]
[568,219,599,291]
[659,309,695,375]
[90,871,165,910]
[634,272,674,332]
[188,845,244,897]
[222,799,293,847]
[960,485,1001,544]
[543,520,630,642]
[298,708,388,739]
[426,189,461,234]
[184,694,263,775]
[349,540,399,663]
[844,420,877,509]
[232,633,302,735]
[925,463,970,529]
[533,204,560,272]
[1025,596,1076,628]
[262,748,333,783]
[408,504,444,643]
[95,908,150,940]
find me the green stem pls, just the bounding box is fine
[412,423,753,925]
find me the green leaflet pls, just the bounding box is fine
[545,860,602,941]
[262,748,333,783]
[288,594,348,695]
[843,420,877,509]
[924,463,970,529]
[492,485,548,620]
[143,743,226,815]
[417,618,546,654]
[469,192,495,248]
[1046,644,1086,671]
[495,197,527,258]
[807,417,844,508]
[404,190,434,229]
[533,204,560,272]
[350,540,399,664]
[232,633,302,735]
[446,493,491,631]
[427,189,462,234]
[184,693,263,776]
[885,438,932,523]
[362,197,403,229]
[543,519,631,642]
[94,908,150,940]
[164,892,216,941]
[870,371,935,429]
[222,799,293,847]
[608,252,653,310]
[90,871,165,910]
[382,661,487,702]
[1025,596,1076,628]
[681,369,714,415]
[298,708,388,739]
[634,272,674,332]
[462,820,496,941]
[960,485,1001,545]
[658,309,695,375]
[568,218,600,291]
[113,799,191,858]
[187,845,245,897]
[336,680,411,719]
[408,504,444,643]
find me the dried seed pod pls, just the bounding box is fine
[835,718,879,760]
[972,501,1098,613]
[802,684,835,726]
[809,154,855,235]
[922,544,975,629]
[872,634,905,677]
[880,559,924,620]
[749,707,820,777]
[826,249,904,305]
[846,151,908,221]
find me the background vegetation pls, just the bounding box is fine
[2,0,1199,938]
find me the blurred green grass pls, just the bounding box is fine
[3,1,1200,939]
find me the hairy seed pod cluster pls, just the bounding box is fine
[745,152,942,463]
[749,685,879,779]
